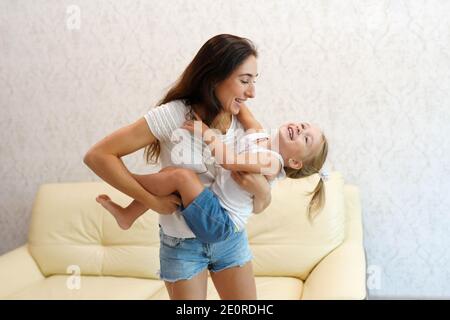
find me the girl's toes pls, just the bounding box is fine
[96,194,111,203]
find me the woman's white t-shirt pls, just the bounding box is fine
[144,99,245,238]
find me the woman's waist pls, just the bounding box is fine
[158,212,196,238]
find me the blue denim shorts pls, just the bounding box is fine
[158,227,253,283]
[180,188,237,243]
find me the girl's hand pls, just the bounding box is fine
[182,111,210,136]
[230,171,270,197]
[151,194,182,215]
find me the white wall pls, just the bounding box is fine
[1,0,449,298]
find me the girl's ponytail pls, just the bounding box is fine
[307,174,326,221]
[284,134,328,222]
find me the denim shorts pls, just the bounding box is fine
[180,188,237,243]
[158,227,253,283]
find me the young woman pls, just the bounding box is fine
[84,34,271,299]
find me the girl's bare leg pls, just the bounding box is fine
[96,195,148,230]
[132,168,204,208]
[96,167,204,229]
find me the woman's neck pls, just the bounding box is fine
[192,104,232,135]
[211,112,232,134]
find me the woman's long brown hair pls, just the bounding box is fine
[144,34,258,164]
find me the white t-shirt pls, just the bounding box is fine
[144,100,244,238]
[211,132,286,230]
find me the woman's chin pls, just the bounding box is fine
[230,103,240,115]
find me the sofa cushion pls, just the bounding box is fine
[28,182,161,279]
[6,275,303,300]
[6,275,164,300]
[247,172,346,280]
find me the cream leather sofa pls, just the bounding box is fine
[0,172,366,299]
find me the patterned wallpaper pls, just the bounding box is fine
[1,0,449,298]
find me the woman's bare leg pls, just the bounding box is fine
[210,261,257,299]
[164,269,208,300]
[96,168,204,229]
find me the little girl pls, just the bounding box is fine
[96,106,328,242]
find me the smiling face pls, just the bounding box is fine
[278,122,324,170]
[214,55,258,115]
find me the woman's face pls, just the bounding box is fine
[214,55,258,115]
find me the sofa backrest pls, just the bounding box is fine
[28,172,346,280]
[248,172,346,280]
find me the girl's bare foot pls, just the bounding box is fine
[96,194,134,230]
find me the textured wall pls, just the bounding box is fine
[1,0,449,298]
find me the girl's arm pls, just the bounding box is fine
[182,119,281,177]
[84,118,180,214]
[183,113,273,213]
[236,103,264,132]
[216,146,281,177]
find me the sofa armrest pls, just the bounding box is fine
[302,185,367,300]
[302,242,366,299]
[0,245,45,298]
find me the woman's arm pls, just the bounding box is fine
[236,104,264,132]
[231,171,272,214]
[231,106,271,212]
[84,118,180,214]
[253,187,271,213]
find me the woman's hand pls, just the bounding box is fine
[231,171,269,197]
[231,171,271,213]
[151,194,182,215]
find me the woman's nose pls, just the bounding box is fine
[245,83,255,98]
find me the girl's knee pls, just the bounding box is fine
[159,166,178,173]
[174,168,198,182]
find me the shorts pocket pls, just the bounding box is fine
[159,231,184,248]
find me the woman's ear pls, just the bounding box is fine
[288,158,302,170]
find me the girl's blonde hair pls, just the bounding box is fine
[284,134,328,221]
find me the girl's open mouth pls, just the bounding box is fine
[288,126,294,140]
